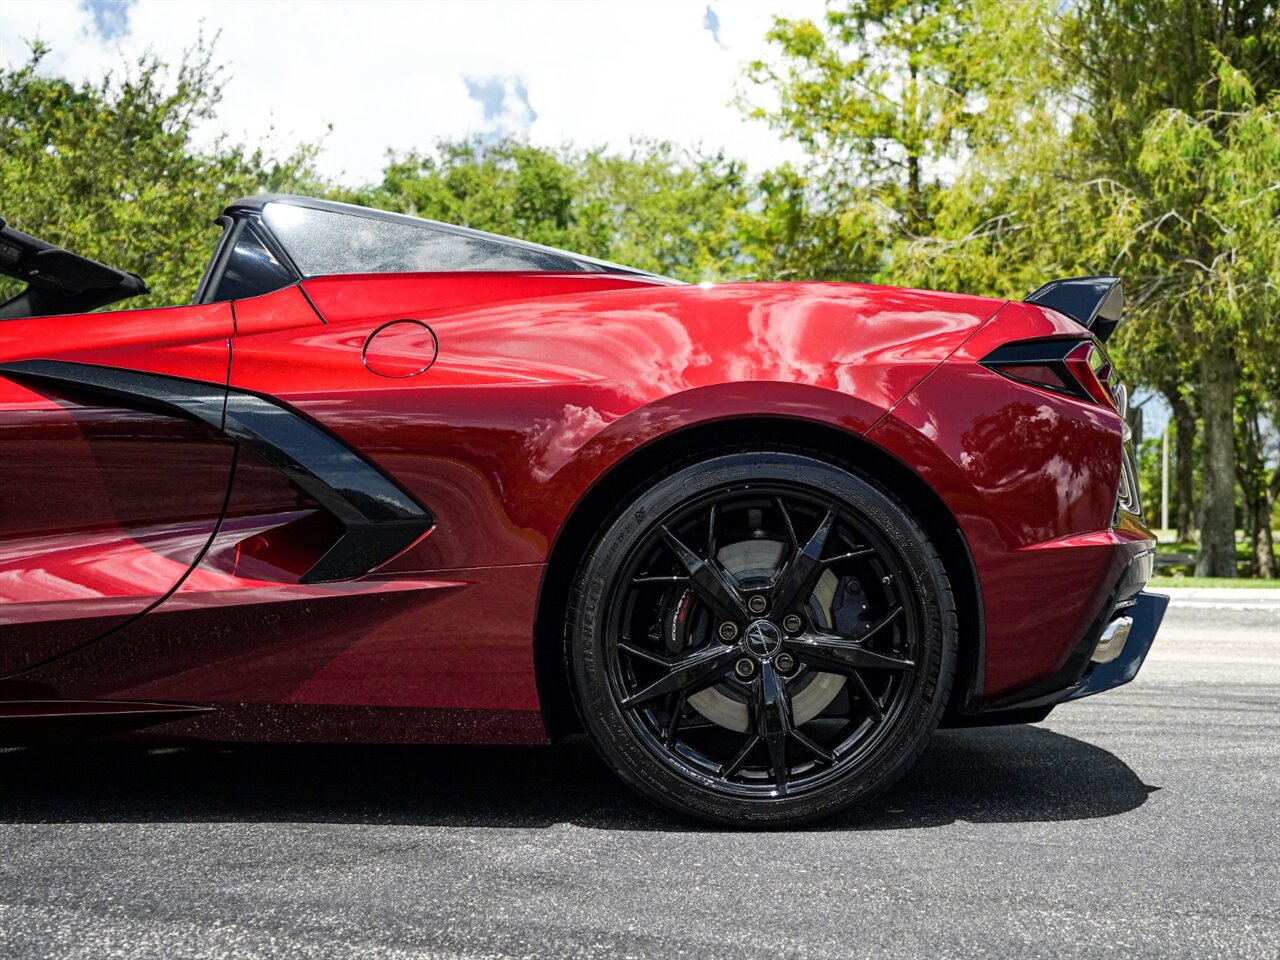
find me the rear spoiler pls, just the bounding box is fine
[0,217,148,321]
[1025,276,1123,343]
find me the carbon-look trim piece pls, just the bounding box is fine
[1025,276,1124,343]
[0,360,433,583]
[0,699,213,720]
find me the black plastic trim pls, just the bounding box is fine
[1025,276,1124,342]
[0,360,432,582]
[954,525,987,714]
[195,217,247,306]
[979,337,1096,403]
[0,222,149,320]
[945,704,1055,727]
[193,215,238,305]
[199,218,302,306]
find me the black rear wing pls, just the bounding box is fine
[0,218,148,320]
[1025,276,1123,343]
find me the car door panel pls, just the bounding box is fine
[0,304,235,675]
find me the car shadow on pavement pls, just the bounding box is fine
[0,723,1157,831]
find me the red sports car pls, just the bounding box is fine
[0,195,1165,825]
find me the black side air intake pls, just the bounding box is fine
[0,360,433,582]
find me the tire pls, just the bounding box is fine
[567,450,956,827]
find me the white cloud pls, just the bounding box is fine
[464,74,538,139]
[82,0,137,41]
[0,0,825,184]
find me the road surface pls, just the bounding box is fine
[1,593,1276,959]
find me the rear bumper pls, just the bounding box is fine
[949,526,1161,726]
[1066,591,1168,700]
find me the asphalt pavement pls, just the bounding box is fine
[0,592,1276,959]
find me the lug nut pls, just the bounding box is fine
[747,595,768,615]
[734,658,756,679]
[782,613,803,634]
[776,653,796,673]
[718,621,740,642]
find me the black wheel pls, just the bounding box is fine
[567,450,956,826]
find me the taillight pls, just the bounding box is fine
[981,338,1123,411]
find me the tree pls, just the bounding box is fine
[745,1,975,239]
[574,141,759,279]
[339,137,764,283]
[334,139,579,252]
[1132,77,1279,573]
[903,1,1278,576]
[744,0,1069,285]
[0,39,323,310]
[1236,390,1280,577]
[751,1,1279,576]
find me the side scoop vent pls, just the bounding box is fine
[0,359,433,582]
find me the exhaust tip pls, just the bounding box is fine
[1092,616,1134,664]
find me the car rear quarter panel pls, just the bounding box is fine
[867,301,1131,699]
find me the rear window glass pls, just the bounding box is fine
[261,202,590,276]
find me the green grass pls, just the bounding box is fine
[1153,540,1255,558]
[1150,537,1277,579]
[1148,576,1280,589]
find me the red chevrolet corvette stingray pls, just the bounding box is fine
[0,196,1165,825]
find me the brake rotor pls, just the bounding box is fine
[681,539,847,734]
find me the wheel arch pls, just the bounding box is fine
[533,415,985,740]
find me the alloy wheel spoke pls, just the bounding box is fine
[775,496,799,550]
[720,735,762,779]
[783,608,913,675]
[849,669,885,720]
[789,726,837,764]
[660,524,748,622]
[663,692,688,745]
[820,547,876,565]
[617,640,672,668]
[631,574,690,585]
[753,660,794,795]
[619,643,740,708]
[772,508,837,613]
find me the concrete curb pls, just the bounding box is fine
[1153,587,1280,611]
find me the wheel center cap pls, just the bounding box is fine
[744,619,784,659]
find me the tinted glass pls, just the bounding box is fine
[213,227,295,301]
[262,202,589,276]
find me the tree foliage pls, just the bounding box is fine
[332,138,762,283]
[0,39,323,308]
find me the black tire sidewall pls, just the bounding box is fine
[568,451,955,827]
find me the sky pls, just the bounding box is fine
[0,0,826,185]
